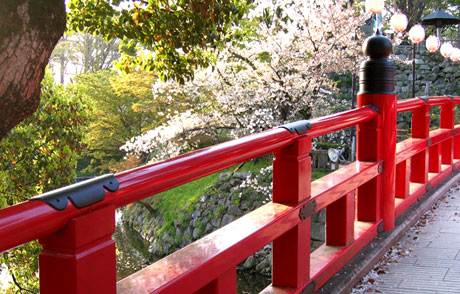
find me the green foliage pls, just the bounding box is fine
[311,169,331,180]
[67,0,254,82]
[0,73,87,293]
[153,172,221,236]
[71,70,162,174]
[137,157,272,237]
[430,106,441,129]
[315,141,341,150]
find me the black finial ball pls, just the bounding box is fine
[362,32,393,59]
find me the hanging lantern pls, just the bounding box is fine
[408,24,425,44]
[440,43,454,58]
[390,12,408,33]
[425,35,441,53]
[365,0,384,14]
[450,48,460,62]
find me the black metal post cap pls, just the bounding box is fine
[362,31,393,59]
[359,31,395,95]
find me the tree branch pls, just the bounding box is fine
[11,271,35,294]
[136,200,155,214]
[228,49,257,70]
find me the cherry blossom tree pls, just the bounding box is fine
[122,0,366,162]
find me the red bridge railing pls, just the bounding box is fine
[1,34,460,294]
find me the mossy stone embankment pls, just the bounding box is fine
[122,163,327,275]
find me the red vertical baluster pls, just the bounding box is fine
[454,102,460,163]
[411,102,429,185]
[455,136,460,166]
[39,205,116,294]
[441,97,454,166]
[272,136,311,288]
[429,144,441,173]
[455,102,460,165]
[326,191,354,246]
[356,32,397,231]
[455,134,460,161]
[396,160,410,198]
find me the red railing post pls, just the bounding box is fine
[411,101,430,184]
[455,130,460,161]
[326,191,354,246]
[38,205,116,294]
[441,97,454,166]
[356,32,397,231]
[396,160,410,199]
[272,136,311,288]
[429,144,441,173]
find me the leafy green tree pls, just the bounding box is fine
[0,0,252,140]
[0,73,87,293]
[72,70,168,174]
[50,33,121,84]
[67,0,254,83]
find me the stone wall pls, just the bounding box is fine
[122,168,326,276]
[392,43,460,99]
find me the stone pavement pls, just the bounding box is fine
[353,181,460,294]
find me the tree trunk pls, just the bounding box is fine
[0,0,66,140]
[60,54,65,85]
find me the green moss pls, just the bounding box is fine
[312,169,331,180]
[195,220,203,229]
[213,205,225,219]
[146,157,272,235]
[232,197,241,206]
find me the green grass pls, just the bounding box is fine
[312,169,331,180]
[150,157,331,237]
[151,157,272,235]
[152,172,220,235]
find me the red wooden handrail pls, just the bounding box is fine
[0,106,377,254]
[396,96,459,112]
[0,127,295,253]
[427,95,452,107]
[113,127,296,208]
[454,96,460,104]
[396,98,425,113]
[308,107,377,137]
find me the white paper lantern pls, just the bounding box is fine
[408,25,425,44]
[425,35,441,53]
[440,43,454,58]
[390,12,408,33]
[450,48,460,62]
[366,0,384,14]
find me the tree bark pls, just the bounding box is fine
[0,0,66,140]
